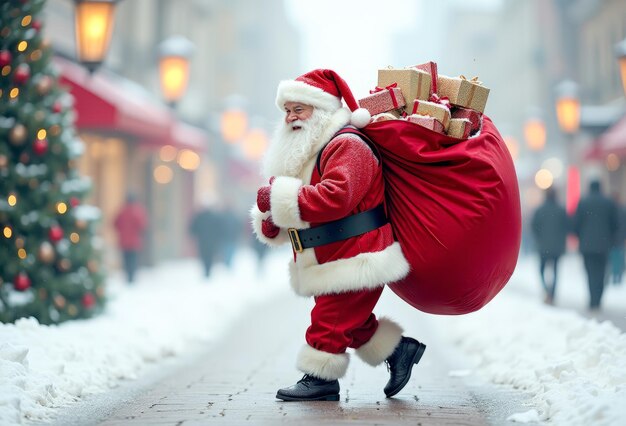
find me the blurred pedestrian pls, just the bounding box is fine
[189,198,223,278]
[113,193,148,284]
[609,192,626,285]
[218,202,242,269]
[530,187,569,305]
[573,180,618,311]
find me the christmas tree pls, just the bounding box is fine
[0,0,105,324]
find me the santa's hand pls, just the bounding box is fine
[261,215,280,238]
[256,177,275,213]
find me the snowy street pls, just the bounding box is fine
[1,247,625,425]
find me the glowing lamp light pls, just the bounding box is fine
[177,149,200,171]
[555,80,580,134]
[242,128,269,161]
[524,118,546,151]
[153,164,173,184]
[158,36,194,104]
[159,145,177,162]
[535,169,554,190]
[74,0,118,73]
[3,226,12,238]
[221,109,248,143]
[8,194,17,206]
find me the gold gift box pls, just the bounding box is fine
[404,99,451,131]
[437,75,490,113]
[447,118,472,139]
[377,68,431,104]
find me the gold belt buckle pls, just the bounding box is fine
[288,228,303,253]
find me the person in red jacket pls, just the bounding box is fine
[250,69,426,401]
[114,193,148,283]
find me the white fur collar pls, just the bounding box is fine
[307,107,351,159]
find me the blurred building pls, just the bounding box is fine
[43,0,300,268]
[424,0,625,209]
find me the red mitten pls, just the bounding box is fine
[261,215,280,238]
[256,177,275,213]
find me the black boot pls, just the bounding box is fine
[384,336,426,398]
[276,374,340,401]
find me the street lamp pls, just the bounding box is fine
[157,36,194,106]
[524,117,546,152]
[615,38,626,97]
[73,0,118,73]
[220,109,248,144]
[555,79,581,214]
[555,80,581,135]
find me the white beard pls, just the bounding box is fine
[262,109,334,178]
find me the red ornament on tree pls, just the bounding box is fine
[0,50,11,68]
[32,20,42,32]
[14,64,31,85]
[82,292,96,309]
[49,226,64,242]
[14,273,31,291]
[52,102,63,114]
[69,197,80,207]
[33,138,49,156]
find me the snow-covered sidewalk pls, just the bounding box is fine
[425,253,626,426]
[1,249,625,425]
[0,248,290,425]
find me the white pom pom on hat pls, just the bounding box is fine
[275,69,371,128]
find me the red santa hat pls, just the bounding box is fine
[275,69,371,128]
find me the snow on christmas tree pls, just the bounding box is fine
[0,0,105,324]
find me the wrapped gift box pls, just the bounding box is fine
[447,118,472,139]
[412,61,438,95]
[437,75,490,113]
[358,86,406,116]
[371,112,399,123]
[451,106,482,134]
[377,68,431,103]
[405,114,445,133]
[404,99,451,130]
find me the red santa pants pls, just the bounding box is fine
[305,286,384,354]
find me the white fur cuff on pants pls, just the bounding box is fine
[296,344,350,380]
[355,317,403,366]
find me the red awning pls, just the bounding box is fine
[54,56,207,152]
[597,115,626,156]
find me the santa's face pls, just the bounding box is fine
[263,104,333,178]
[284,102,314,130]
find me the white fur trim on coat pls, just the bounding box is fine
[270,176,309,229]
[355,317,403,366]
[249,204,290,247]
[296,344,350,380]
[289,242,409,297]
[276,80,342,112]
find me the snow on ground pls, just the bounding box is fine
[427,252,626,426]
[1,247,625,426]
[0,248,289,425]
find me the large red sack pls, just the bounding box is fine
[361,116,521,315]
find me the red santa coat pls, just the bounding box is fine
[250,108,408,380]
[252,109,409,298]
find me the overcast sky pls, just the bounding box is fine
[284,0,503,98]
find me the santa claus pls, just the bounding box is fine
[250,69,426,401]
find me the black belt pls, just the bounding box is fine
[287,205,388,253]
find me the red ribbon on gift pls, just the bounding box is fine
[414,62,438,95]
[429,93,451,110]
[370,83,400,109]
